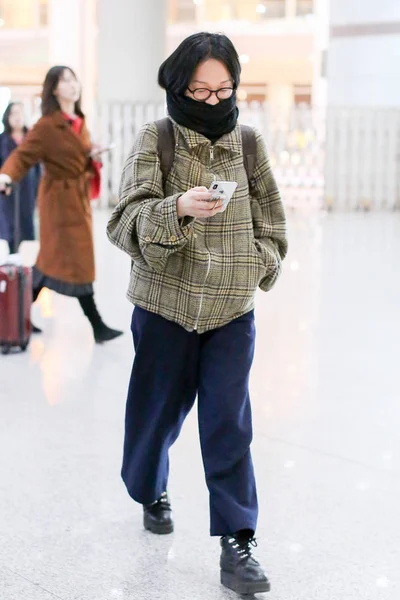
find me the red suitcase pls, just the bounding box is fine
[0,265,32,354]
[0,183,32,354]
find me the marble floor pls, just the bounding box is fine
[1,208,400,600]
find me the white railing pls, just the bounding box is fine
[325,108,400,211]
[13,97,400,211]
[239,102,326,210]
[91,102,400,212]
[92,102,167,209]
[93,101,327,210]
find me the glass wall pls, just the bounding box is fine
[168,0,315,23]
[0,0,48,29]
[296,0,313,17]
[169,0,288,24]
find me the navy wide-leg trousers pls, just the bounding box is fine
[122,306,258,536]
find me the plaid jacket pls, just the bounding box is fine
[107,119,288,333]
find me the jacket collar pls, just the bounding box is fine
[170,118,242,156]
[51,110,80,129]
[50,110,89,153]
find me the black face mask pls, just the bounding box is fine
[166,91,239,144]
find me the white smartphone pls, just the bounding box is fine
[208,180,238,212]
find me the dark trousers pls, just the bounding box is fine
[122,306,258,536]
[0,187,35,254]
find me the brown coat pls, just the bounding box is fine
[0,111,95,284]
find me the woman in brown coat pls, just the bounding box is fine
[0,66,122,343]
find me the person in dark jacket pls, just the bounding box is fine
[0,102,40,253]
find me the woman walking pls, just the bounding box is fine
[0,66,122,343]
[0,102,40,253]
[107,33,287,594]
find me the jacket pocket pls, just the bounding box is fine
[139,241,178,273]
[251,239,282,291]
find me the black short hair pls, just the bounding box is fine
[158,32,241,95]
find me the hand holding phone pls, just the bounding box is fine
[176,186,223,218]
[208,181,238,212]
[176,181,238,219]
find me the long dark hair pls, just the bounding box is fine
[158,32,241,95]
[41,66,84,117]
[2,102,28,136]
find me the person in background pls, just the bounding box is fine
[0,66,122,343]
[0,102,41,254]
[107,32,287,595]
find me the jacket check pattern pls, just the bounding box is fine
[107,119,288,333]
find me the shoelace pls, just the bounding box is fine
[149,492,171,513]
[228,536,258,561]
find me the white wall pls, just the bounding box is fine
[330,0,400,25]
[328,35,400,107]
[327,0,400,107]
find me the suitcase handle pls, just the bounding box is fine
[13,183,21,253]
[1,182,21,253]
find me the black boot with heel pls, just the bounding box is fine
[78,294,123,343]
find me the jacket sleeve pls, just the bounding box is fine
[107,122,194,272]
[0,120,46,181]
[249,129,288,292]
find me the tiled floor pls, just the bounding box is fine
[1,209,400,600]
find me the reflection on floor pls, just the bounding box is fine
[1,209,400,600]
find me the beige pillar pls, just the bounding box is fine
[285,0,297,19]
[48,0,97,119]
[97,0,166,103]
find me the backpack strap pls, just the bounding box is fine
[155,118,175,184]
[240,124,257,183]
[155,119,257,185]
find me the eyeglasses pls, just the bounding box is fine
[187,87,234,102]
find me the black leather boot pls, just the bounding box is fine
[78,294,123,344]
[93,321,124,344]
[143,492,174,535]
[220,532,270,595]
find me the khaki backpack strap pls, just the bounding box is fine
[155,118,175,185]
[240,124,257,183]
